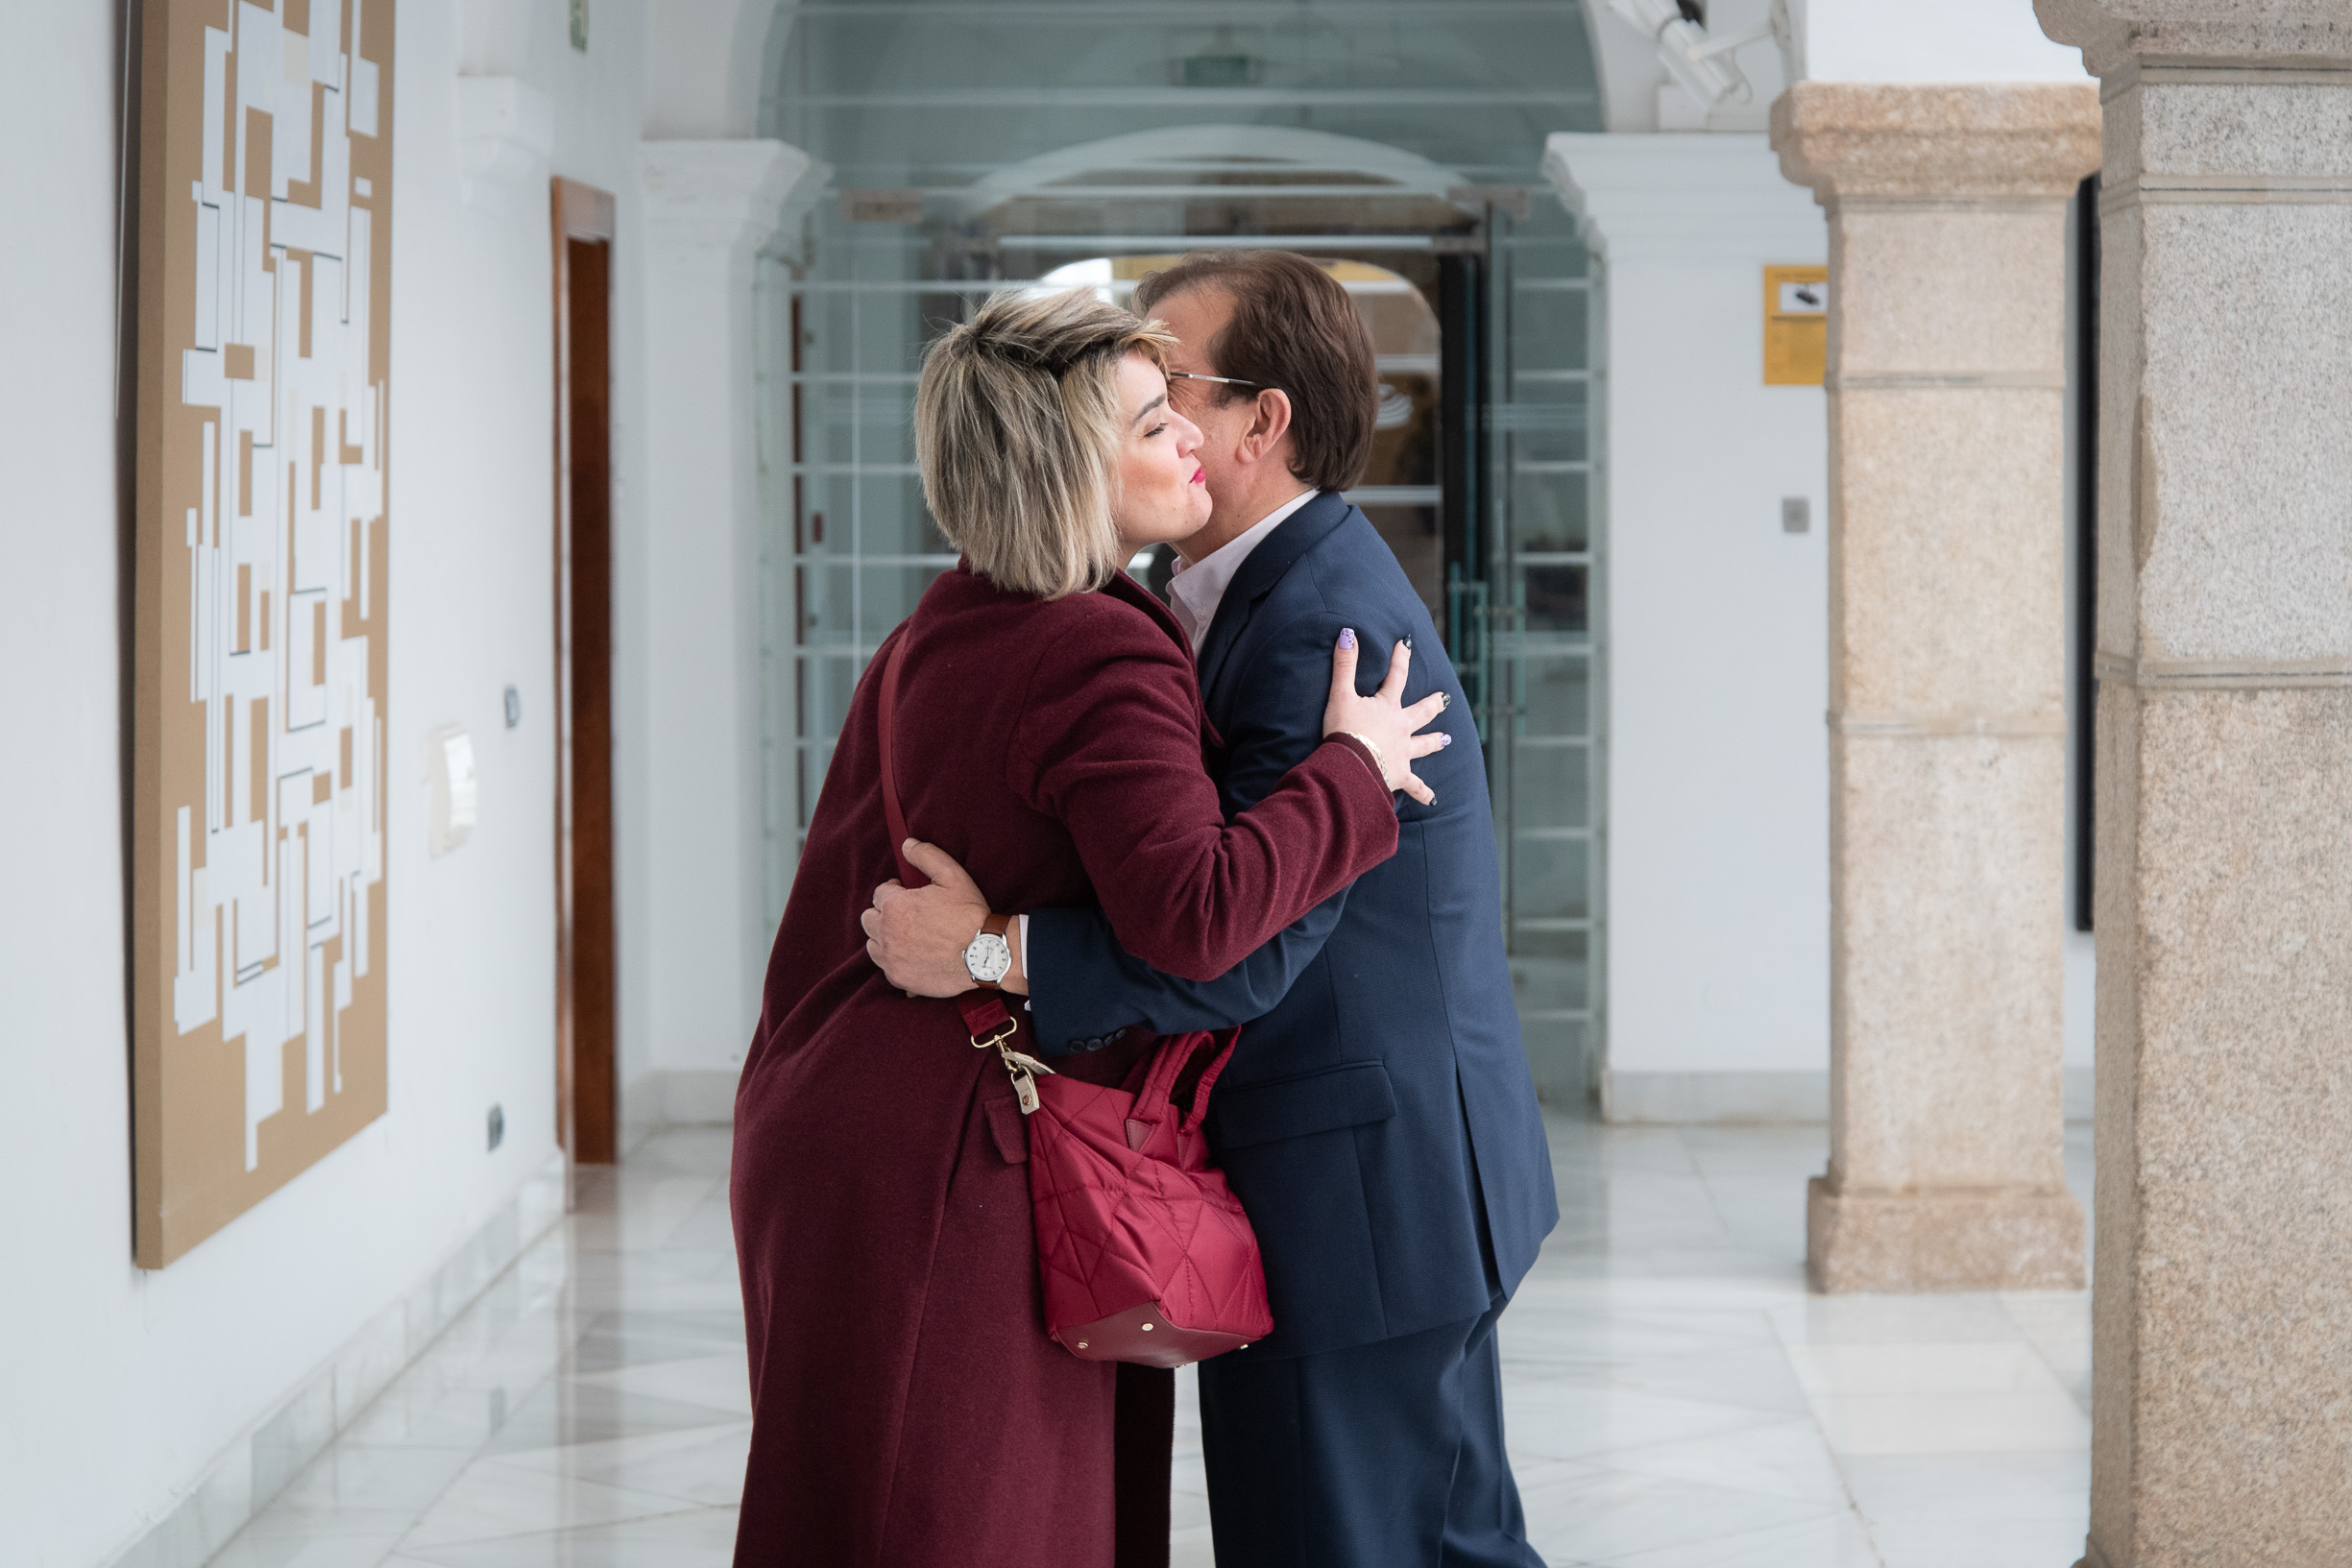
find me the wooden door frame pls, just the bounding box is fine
[553,179,618,1171]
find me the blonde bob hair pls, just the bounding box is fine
[914,289,1176,600]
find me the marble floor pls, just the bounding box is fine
[206,1118,2096,1568]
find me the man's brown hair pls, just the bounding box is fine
[1134,252,1378,494]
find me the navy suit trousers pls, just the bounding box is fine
[1198,1191,1543,1568]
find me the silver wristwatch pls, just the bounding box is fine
[963,913,1014,990]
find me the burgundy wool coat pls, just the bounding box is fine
[729,565,1399,1568]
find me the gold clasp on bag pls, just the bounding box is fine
[1000,1045,1055,1117]
[970,1017,1018,1051]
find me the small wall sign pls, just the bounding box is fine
[1764,264,1829,386]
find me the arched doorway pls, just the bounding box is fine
[755,4,1604,1101]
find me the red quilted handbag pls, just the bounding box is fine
[878,631,1275,1368]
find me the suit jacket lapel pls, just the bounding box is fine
[1194,491,1354,704]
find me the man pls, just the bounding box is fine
[866,252,1556,1567]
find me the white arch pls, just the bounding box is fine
[957,124,1470,215]
[644,0,793,139]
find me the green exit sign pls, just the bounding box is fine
[570,0,588,51]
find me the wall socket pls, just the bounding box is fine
[487,1103,505,1151]
[1782,496,1811,534]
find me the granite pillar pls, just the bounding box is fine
[1772,83,2099,1292]
[2036,6,2352,1561]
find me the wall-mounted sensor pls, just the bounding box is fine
[503,686,522,730]
[1782,496,1811,534]
[487,1103,505,1151]
[426,724,477,856]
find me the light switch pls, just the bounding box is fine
[1782,496,1811,534]
[426,724,477,856]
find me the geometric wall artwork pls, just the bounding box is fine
[132,0,393,1266]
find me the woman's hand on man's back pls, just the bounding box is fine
[1321,630,1450,807]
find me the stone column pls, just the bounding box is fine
[639,140,815,1094]
[1773,84,2098,1292]
[2036,7,2352,1561]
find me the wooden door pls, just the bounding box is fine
[553,180,618,1167]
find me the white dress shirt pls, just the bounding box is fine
[1167,489,1320,654]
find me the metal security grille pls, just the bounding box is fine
[1489,215,1605,1104]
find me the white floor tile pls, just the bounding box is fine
[1506,1378,1793,1463]
[1517,1463,1847,1564]
[1584,1417,1854,1506]
[564,1353,753,1418]
[394,1506,740,1568]
[1771,1293,2028,1348]
[1794,1390,2091,1459]
[206,1120,2096,1568]
[398,1464,700,1549]
[1869,1512,2088,1568]
[207,1528,411,1568]
[1840,1451,2090,1522]
[1784,1342,2091,1455]
[487,1422,754,1507]
[1606,1509,1885,1568]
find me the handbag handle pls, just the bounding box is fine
[1128,1028,1242,1142]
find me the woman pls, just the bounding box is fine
[730,289,1445,1568]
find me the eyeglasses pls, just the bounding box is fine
[1166,371,1261,390]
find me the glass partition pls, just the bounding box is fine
[756,0,1606,1099]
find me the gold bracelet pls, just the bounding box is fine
[1338,730,1390,784]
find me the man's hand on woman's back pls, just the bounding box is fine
[862,841,1018,997]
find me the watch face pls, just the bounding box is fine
[966,932,1013,985]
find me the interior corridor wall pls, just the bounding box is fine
[0,1,649,1561]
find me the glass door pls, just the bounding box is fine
[1482,201,1602,1104]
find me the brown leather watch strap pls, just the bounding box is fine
[967,912,1015,991]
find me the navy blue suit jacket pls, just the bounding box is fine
[1028,493,1559,1360]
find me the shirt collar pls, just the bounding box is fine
[1166,490,1319,653]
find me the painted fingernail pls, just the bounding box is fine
[1339,628,1356,650]
[1404,637,1414,650]
[1440,733,1454,747]
[1440,692,1450,709]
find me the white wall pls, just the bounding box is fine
[1800,0,2088,84]
[1547,135,1832,1116]
[643,0,785,138]
[0,1,649,1560]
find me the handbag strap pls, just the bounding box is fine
[876,632,927,891]
[876,630,1019,1053]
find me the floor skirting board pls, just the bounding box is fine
[1602,1068,2096,1125]
[2063,1065,2093,1122]
[620,1068,742,1149]
[105,1155,567,1568]
[1602,1070,1830,1124]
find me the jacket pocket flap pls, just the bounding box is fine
[1211,1061,1396,1149]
